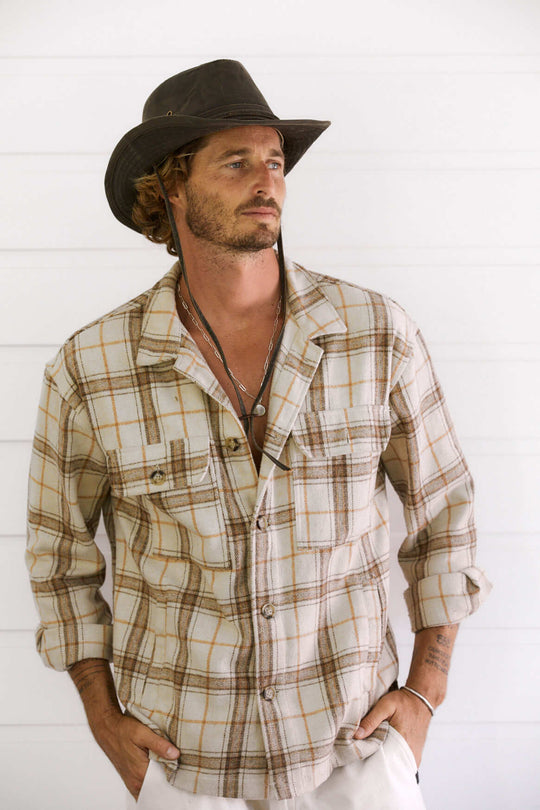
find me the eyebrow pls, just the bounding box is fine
[213,147,285,162]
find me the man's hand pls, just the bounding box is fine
[353,624,460,768]
[68,658,180,799]
[92,708,180,799]
[353,688,432,767]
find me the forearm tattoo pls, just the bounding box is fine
[70,661,117,706]
[423,635,453,676]
[436,633,452,648]
[71,662,108,696]
[424,646,449,675]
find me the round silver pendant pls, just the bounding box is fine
[253,403,266,416]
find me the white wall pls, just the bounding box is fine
[2,1,539,807]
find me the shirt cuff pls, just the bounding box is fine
[35,622,113,671]
[404,567,493,633]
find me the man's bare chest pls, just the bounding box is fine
[183,321,280,473]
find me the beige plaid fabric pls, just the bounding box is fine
[26,258,491,800]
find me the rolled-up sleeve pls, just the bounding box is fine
[26,360,112,670]
[382,327,492,632]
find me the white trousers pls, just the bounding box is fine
[127,726,426,810]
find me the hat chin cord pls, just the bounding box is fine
[154,166,290,472]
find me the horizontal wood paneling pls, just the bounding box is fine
[0,268,166,347]
[3,59,540,153]
[3,2,540,58]
[4,154,540,250]
[2,262,539,346]
[420,723,540,809]
[0,734,124,810]
[3,7,540,806]
[3,244,540,266]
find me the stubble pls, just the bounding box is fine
[184,185,281,254]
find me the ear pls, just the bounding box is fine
[166,180,187,214]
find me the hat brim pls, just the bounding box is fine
[104,115,330,232]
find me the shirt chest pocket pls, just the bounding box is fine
[106,436,230,569]
[289,405,391,550]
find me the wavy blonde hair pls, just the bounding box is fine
[132,136,209,255]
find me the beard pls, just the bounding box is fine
[184,183,281,253]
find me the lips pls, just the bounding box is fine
[241,208,278,217]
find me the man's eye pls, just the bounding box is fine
[227,161,244,169]
[269,161,283,170]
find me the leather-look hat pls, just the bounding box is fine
[105,59,331,232]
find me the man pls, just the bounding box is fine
[26,60,491,809]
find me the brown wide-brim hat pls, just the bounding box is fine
[105,59,331,232]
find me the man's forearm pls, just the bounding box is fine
[68,658,122,727]
[405,623,459,709]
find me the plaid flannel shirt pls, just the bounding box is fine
[26,258,490,800]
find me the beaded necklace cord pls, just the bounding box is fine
[177,288,282,417]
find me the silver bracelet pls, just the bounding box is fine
[400,686,435,716]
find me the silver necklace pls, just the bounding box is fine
[177,286,282,417]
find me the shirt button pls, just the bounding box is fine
[256,516,268,530]
[224,437,241,452]
[150,469,166,484]
[262,686,276,701]
[261,603,275,619]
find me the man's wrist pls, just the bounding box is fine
[68,658,122,726]
[404,624,458,710]
[400,685,436,716]
[403,676,447,710]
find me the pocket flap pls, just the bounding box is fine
[291,405,390,459]
[106,436,210,497]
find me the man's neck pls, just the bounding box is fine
[176,240,281,329]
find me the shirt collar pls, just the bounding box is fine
[136,262,185,366]
[284,259,347,341]
[135,256,347,367]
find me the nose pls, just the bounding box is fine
[252,162,279,197]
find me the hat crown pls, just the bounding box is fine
[142,59,277,123]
